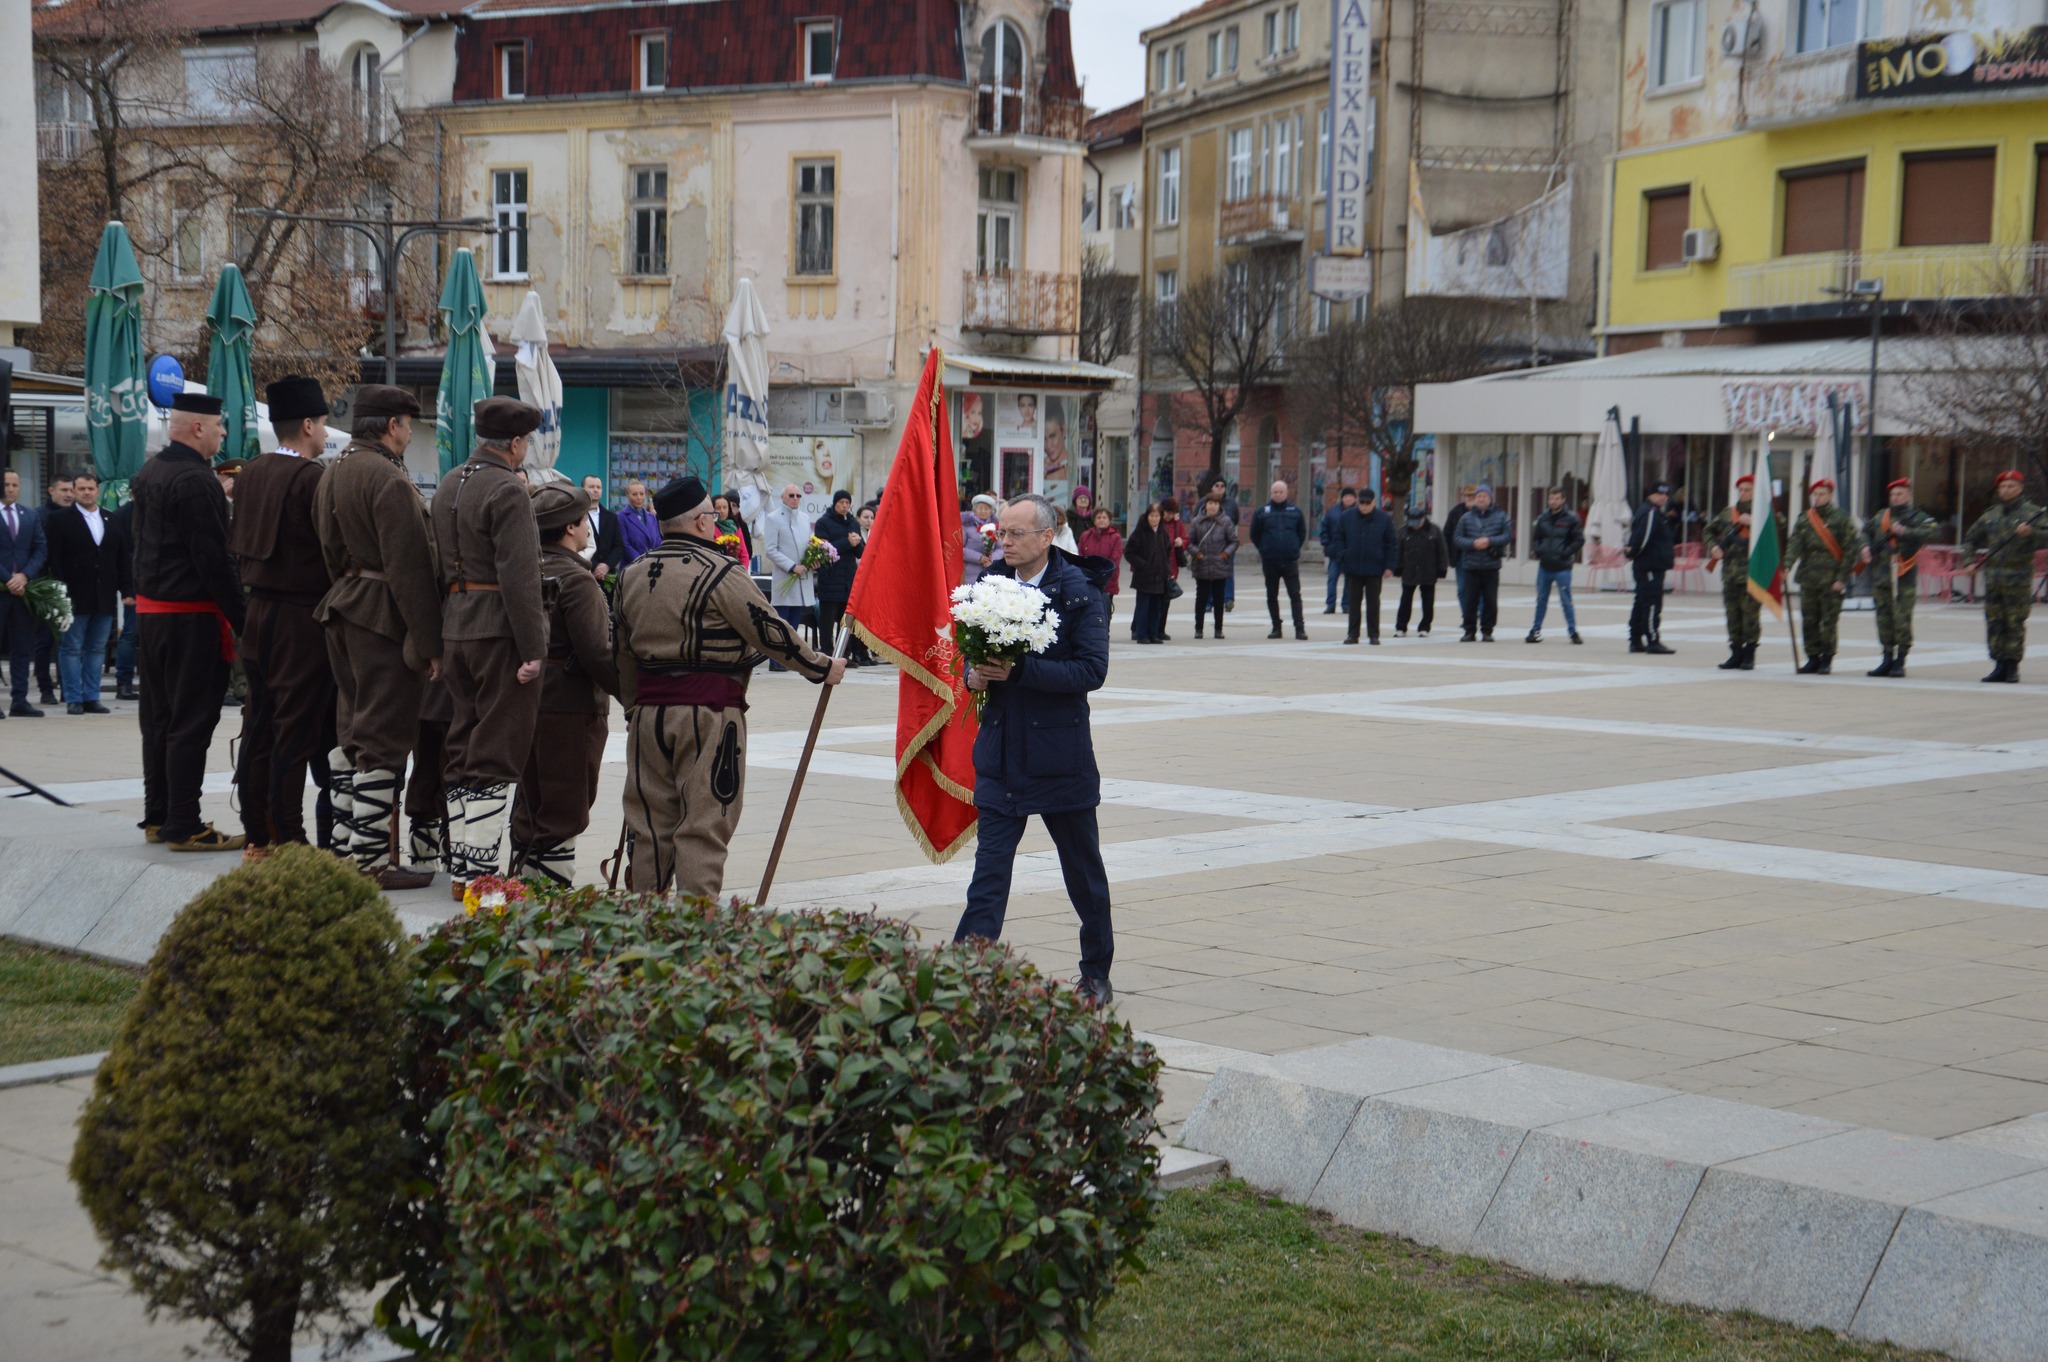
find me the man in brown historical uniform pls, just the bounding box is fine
[228,376,336,861]
[509,482,619,885]
[130,392,245,851]
[614,476,845,898]
[432,397,548,894]
[312,384,441,890]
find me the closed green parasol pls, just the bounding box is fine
[203,263,260,464]
[435,247,495,476]
[84,222,148,482]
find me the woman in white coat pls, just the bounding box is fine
[758,483,818,671]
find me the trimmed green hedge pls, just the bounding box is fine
[386,891,1163,1361]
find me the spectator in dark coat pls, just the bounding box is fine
[1194,474,1240,612]
[1395,508,1449,637]
[1450,484,1513,641]
[811,490,864,654]
[1077,508,1124,621]
[1124,504,1171,644]
[1187,494,1238,639]
[1331,488,1399,645]
[1249,479,1309,640]
[0,469,49,716]
[1317,487,1356,614]
[1442,484,1477,606]
[579,475,626,578]
[957,493,1115,1008]
[44,471,121,712]
[1627,481,1677,653]
[1159,497,1189,641]
[1527,487,1585,644]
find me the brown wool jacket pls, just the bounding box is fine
[538,543,618,714]
[229,451,329,597]
[313,439,441,668]
[613,534,832,707]
[430,446,547,661]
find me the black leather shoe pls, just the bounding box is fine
[83,701,112,714]
[116,683,139,701]
[1460,630,1477,642]
[1569,631,1583,645]
[37,690,58,707]
[1630,640,1647,653]
[1268,626,1282,638]
[10,702,45,718]
[1077,976,1114,1008]
[1294,626,1307,640]
[66,702,84,715]
[1525,631,1541,643]
[1645,642,1676,655]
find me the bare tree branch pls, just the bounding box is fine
[1148,251,1295,477]
[1909,280,2048,489]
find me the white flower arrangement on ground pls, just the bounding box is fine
[947,575,1061,714]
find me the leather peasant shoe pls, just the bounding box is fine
[166,825,247,853]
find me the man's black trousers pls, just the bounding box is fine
[956,806,1113,982]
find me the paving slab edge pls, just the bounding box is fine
[1178,1037,2048,1362]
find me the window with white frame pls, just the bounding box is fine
[1651,0,1703,87]
[1173,42,1187,84]
[977,166,1020,274]
[978,20,1028,134]
[795,158,836,275]
[630,166,668,276]
[803,20,836,81]
[1156,268,1178,328]
[1112,183,1138,230]
[1312,294,1362,333]
[171,184,205,281]
[1158,144,1181,224]
[636,31,667,91]
[1260,114,1299,195]
[1264,10,1279,56]
[492,169,528,279]
[1225,26,1240,70]
[1154,46,1170,89]
[183,47,254,117]
[1207,31,1222,76]
[1285,4,1300,50]
[497,41,527,99]
[1226,127,1254,201]
[1797,0,1877,52]
[350,45,383,141]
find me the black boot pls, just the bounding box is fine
[1868,650,1894,677]
[2006,661,2022,683]
[1798,655,1823,674]
[1737,643,1756,671]
[1814,654,1832,675]
[1890,647,1908,678]
[1718,645,1744,670]
[1982,660,2008,683]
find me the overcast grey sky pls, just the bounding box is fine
[1071,0,1191,114]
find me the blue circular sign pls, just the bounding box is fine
[146,354,186,410]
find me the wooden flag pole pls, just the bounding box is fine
[1785,593,1803,672]
[756,626,853,905]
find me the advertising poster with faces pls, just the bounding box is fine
[1040,394,1076,509]
[957,391,993,500]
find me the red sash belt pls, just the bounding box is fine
[136,596,236,662]
[635,672,748,711]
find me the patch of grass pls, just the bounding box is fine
[0,940,142,1066]
[1091,1181,1949,1362]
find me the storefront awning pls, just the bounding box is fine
[943,351,1128,391]
[1414,335,1977,438]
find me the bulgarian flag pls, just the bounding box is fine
[846,349,980,862]
[1747,444,1786,618]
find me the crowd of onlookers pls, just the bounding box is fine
[951,478,1602,650]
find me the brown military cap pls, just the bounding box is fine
[475,396,543,442]
[531,481,590,531]
[354,384,422,423]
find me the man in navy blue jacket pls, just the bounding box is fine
[1331,487,1399,645]
[955,493,1115,1007]
[1249,479,1309,640]
[0,469,49,717]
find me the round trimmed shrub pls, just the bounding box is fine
[392,891,1162,1360]
[70,843,414,1362]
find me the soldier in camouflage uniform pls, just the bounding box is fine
[1787,478,1862,675]
[1858,476,1940,678]
[1704,474,1761,671]
[1962,469,2043,684]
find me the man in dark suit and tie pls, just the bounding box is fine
[954,492,1116,1007]
[0,469,49,717]
[580,475,625,580]
[43,470,120,713]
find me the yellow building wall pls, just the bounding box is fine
[1608,98,2048,331]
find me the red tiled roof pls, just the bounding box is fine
[34,0,460,37]
[453,0,966,100]
[1042,4,1080,101]
[1085,98,1143,146]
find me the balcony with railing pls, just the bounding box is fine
[1723,244,2048,319]
[1219,193,1304,246]
[968,84,1087,150]
[962,269,1079,334]
[37,122,92,161]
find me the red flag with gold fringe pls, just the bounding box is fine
[846,349,979,861]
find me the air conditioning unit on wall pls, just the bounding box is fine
[1720,15,1764,57]
[815,387,894,429]
[1682,227,1721,263]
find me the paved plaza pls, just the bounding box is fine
[7,578,2046,1141]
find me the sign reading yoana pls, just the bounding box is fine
[1327,0,1372,257]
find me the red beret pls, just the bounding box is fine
[1809,479,1834,492]
[1735,474,1755,487]
[1887,477,1912,491]
[1996,469,2025,485]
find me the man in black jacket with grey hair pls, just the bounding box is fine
[1626,481,1676,654]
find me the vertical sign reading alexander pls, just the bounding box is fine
[1327,0,1373,256]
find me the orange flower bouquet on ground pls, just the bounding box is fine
[462,875,529,918]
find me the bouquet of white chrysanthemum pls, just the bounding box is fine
[25,577,73,636]
[947,575,1061,715]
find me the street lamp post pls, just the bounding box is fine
[235,202,496,385]
[1824,276,1884,515]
